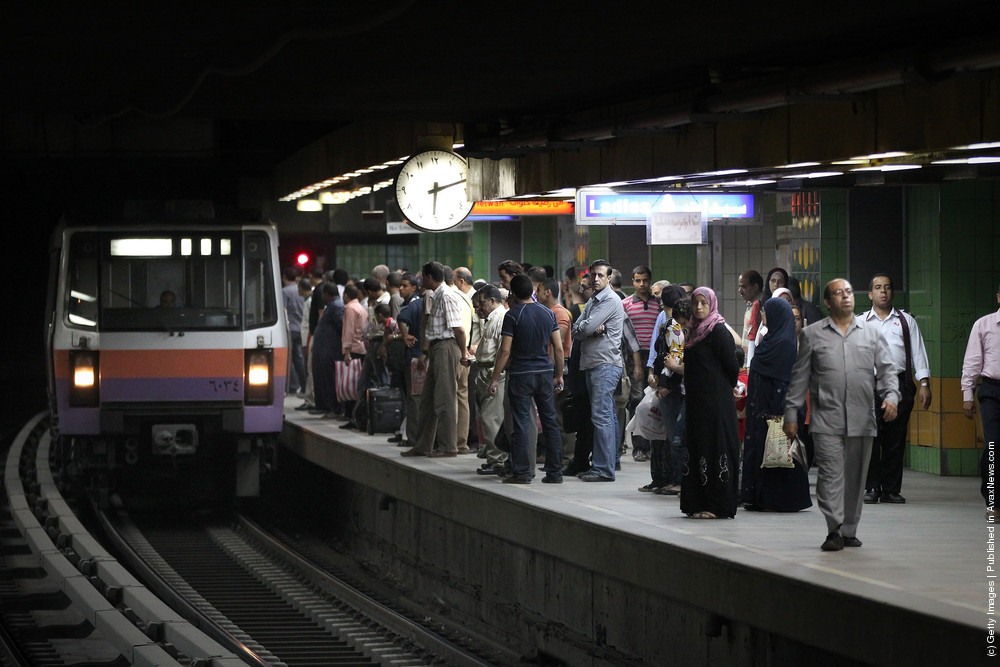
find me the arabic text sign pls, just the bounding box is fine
[647,212,706,245]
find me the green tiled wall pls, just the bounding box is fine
[940,448,984,476]
[418,231,473,271]
[906,445,941,475]
[587,225,608,262]
[939,180,1000,375]
[522,217,557,269]
[906,185,941,376]
[471,224,490,279]
[904,180,1000,476]
[649,244,697,284]
[337,244,419,278]
[819,190,848,292]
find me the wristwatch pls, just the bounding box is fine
[920,380,929,387]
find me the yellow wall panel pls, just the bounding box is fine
[941,413,978,449]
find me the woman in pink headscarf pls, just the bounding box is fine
[680,287,741,519]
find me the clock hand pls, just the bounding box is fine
[426,178,466,195]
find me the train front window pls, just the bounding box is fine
[66,231,277,331]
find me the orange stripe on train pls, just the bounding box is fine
[54,348,288,379]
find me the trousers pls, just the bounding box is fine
[812,433,873,538]
[415,341,460,454]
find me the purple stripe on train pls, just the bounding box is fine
[54,377,285,434]
[100,377,245,401]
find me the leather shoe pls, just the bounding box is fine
[339,422,357,430]
[502,475,531,484]
[863,490,879,504]
[476,465,499,476]
[295,403,314,411]
[400,448,426,457]
[387,434,403,443]
[638,484,662,492]
[562,464,586,476]
[880,492,906,504]
[429,450,458,458]
[821,532,844,551]
[541,474,563,484]
[843,537,863,548]
[579,472,614,482]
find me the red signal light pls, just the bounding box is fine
[296,252,310,266]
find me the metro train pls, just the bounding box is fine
[45,221,288,505]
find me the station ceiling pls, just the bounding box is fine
[3,2,1000,206]
[4,4,998,139]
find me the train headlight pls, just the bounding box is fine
[69,350,99,406]
[245,350,273,405]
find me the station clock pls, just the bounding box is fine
[394,149,475,232]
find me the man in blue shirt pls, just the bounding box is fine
[490,274,564,483]
[394,288,423,447]
[571,259,626,481]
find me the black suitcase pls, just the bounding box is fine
[366,386,404,435]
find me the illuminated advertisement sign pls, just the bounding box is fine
[471,200,574,216]
[575,188,754,225]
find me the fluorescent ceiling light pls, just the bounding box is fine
[952,141,1000,151]
[851,151,911,160]
[780,171,844,179]
[694,169,748,177]
[778,162,821,169]
[721,179,776,186]
[932,156,1000,165]
[851,164,922,172]
[296,199,322,212]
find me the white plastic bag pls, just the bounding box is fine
[761,417,794,468]
[625,386,666,440]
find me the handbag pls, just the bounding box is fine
[410,357,427,395]
[790,436,809,470]
[335,358,362,402]
[761,416,794,468]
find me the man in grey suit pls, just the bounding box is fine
[783,278,899,551]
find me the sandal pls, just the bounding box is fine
[689,511,718,519]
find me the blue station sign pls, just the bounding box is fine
[575,188,754,225]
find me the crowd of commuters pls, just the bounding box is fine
[283,255,1000,551]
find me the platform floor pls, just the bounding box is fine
[282,397,988,636]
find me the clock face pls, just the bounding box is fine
[394,149,475,232]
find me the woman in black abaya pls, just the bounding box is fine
[740,297,812,512]
[679,287,741,519]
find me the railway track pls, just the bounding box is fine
[1,414,505,666]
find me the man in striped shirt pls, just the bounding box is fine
[621,266,660,461]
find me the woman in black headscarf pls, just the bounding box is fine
[740,297,812,512]
[763,267,790,302]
